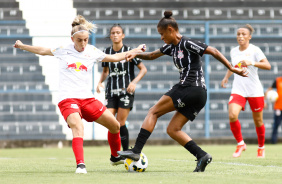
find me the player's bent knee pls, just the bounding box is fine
[166,126,177,137]
[229,113,238,122]
[109,122,120,134]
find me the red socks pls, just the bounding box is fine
[72,137,84,165]
[256,124,265,147]
[230,120,265,147]
[230,120,243,143]
[108,131,121,157]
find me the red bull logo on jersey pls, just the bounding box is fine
[234,62,247,69]
[66,62,88,72]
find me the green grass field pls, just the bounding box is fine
[1,144,282,184]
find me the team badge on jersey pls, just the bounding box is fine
[177,50,184,59]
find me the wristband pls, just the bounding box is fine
[251,60,255,66]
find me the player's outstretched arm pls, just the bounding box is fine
[125,49,164,61]
[204,46,248,77]
[102,44,146,63]
[14,40,53,56]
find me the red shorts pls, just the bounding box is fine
[228,94,264,112]
[58,98,107,122]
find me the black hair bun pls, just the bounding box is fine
[164,10,173,18]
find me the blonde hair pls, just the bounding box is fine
[242,24,254,35]
[71,15,96,36]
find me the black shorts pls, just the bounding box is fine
[165,84,207,121]
[105,93,134,110]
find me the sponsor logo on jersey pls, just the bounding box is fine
[66,62,88,72]
[188,40,204,53]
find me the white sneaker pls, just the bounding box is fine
[75,163,87,174]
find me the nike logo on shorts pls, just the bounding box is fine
[254,108,261,111]
[71,104,79,109]
[99,106,104,111]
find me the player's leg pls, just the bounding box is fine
[271,112,282,144]
[116,108,130,150]
[166,111,212,172]
[67,112,87,174]
[252,111,265,158]
[115,93,134,151]
[95,109,123,165]
[228,94,247,157]
[117,95,176,160]
[82,98,122,165]
[249,97,265,158]
[58,99,87,174]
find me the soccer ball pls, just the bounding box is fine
[124,152,148,172]
[266,90,278,103]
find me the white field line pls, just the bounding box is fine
[162,159,282,169]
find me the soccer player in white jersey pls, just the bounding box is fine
[117,11,248,172]
[97,24,147,152]
[13,15,145,174]
[221,24,271,158]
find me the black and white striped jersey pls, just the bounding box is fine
[160,36,208,89]
[102,45,142,96]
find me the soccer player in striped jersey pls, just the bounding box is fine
[118,10,248,172]
[13,15,146,174]
[221,24,271,158]
[97,24,147,152]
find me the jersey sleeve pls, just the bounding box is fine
[160,44,172,56]
[51,46,65,57]
[184,39,208,57]
[93,46,106,63]
[254,46,266,62]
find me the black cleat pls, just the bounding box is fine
[193,153,212,172]
[110,155,125,166]
[117,149,140,161]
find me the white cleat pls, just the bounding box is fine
[75,163,87,174]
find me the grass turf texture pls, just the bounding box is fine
[0,144,282,184]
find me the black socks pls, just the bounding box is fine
[120,125,129,151]
[132,128,151,154]
[184,140,207,160]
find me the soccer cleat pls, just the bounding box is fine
[193,153,212,172]
[110,155,125,166]
[233,143,247,158]
[75,163,87,174]
[257,148,265,158]
[117,149,140,161]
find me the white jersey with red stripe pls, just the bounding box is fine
[230,44,266,97]
[51,43,106,102]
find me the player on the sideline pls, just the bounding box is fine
[117,11,248,172]
[96,24,147,152]
[13,15,145,174]
[221,24,271,158]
